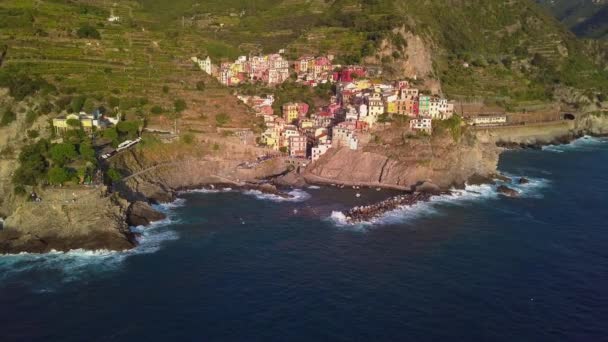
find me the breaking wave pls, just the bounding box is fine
[0,198,183,289]
[242,189,311,202]
[542,136,607,153]
[330,176,549,228]
[178,187,234,195]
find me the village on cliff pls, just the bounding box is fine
[192,51,507,162]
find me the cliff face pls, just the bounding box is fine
[305,132,500,190]
[111,146,291,202]
[0,187,134,254]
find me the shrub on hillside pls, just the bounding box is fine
[174,99,187,113]
[0,109,16,126]
[76,24,101,39]
[48,166,71,185]
[50,143,78,166]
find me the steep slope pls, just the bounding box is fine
[536,0,608,39]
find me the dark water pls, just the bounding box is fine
[1,137,608,342]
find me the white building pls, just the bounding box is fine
[410,117,432,134]
[368,93,384,117]
[470,114,507,126]
[312,142,332,162]
[332,126,358,150]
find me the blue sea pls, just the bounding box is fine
[1,137,607,341]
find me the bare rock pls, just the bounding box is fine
[127,201,166,227]
[414,181,441,194]
[518,177,530,185]
[497,185,519,197]
[467,174,496,186]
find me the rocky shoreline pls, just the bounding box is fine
[342,192,435,224]
[1,115,606,255]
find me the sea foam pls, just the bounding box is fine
[242,189,311,202]
[329,177,549,228]
[0,197,184,288]
[542,135,606,153]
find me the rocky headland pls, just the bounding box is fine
[1,114,607,254]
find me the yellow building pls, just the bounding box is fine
[354,79,372,90]
[299,119,314,129]
[262,130,279,150]
[52,114,94,133]
[282,103,300,124]
[386,101,397,114]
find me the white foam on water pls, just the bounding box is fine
[329,184,499,228]
[542,135,606,153]
[500,173,550,199]
[308,185,321,190]
[178,187,235,195]
[0,198,184,288]
[242,189,311,202]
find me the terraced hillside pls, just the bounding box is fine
[0,0,606,113]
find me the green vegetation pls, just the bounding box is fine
[76,24,101,39]
[174,99,187,113]
[434,115,465,141]
[0,109,16,126]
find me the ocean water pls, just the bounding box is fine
[1,137,607,341]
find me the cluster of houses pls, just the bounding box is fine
[52,109,120,134]
[195,52,511,162]
[193,53,290,86]
[192,53,372,88]
[252,79,457,162]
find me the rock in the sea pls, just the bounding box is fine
[492,173,512,182]
[274,172,307,187]
[127,201,166,227]
[414,181,441,195]
[518,177,530,185]
[497,185,519,197]
[467,174,496,186]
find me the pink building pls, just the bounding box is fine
[289,135,307,158]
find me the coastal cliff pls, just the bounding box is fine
[110,143,291,202]
[0,186,134,254]
[306,130,500,190]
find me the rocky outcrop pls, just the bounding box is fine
[111,148,292,202]
[342,192,434,224]
[127,201,166,227]
[0,187,135,254]
[497,185,519,197]
[305,132,499,190]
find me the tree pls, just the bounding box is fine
[48,166,70,185]
[76,24,101,39]
[50,143,77,166]
[0,109,16,126]
[79,141,96,163]
[174,99,187,113]
[116,121,140,139]
[66,118,81,128]
[13,140,50,186]
[162,85,169,94]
